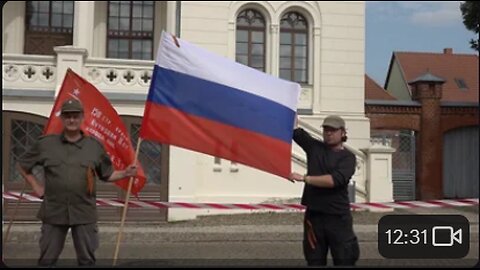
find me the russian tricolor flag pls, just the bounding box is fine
[140,32,300,179]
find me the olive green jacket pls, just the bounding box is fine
[18,133,113,225]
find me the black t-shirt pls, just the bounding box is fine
[293,128,356,215]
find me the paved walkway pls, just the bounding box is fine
[2,206,478,267]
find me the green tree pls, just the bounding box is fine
[460,1,479,51]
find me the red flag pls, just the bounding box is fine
[44,69,146,196]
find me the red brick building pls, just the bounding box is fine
[365,49,478,201]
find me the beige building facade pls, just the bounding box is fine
[3,1,393,221]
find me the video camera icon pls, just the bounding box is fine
[432,226,462,247]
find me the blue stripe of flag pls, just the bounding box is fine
[147,65,295,143]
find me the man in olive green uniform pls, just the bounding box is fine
[18,99,137,266]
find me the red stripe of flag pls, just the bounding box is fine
[140,103,292,179]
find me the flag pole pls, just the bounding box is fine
[4,166,29,248]
[112,138,142,266]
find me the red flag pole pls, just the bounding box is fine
[112,138,142,266]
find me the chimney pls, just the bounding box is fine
[443,48,453,54]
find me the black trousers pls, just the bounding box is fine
[303,210,360,266]
[38,223,99,267]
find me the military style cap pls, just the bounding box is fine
[322,115,346,129]
[61,99,84,114]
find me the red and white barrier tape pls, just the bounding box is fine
[3,192,478,211]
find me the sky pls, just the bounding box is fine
[366,1,478,87]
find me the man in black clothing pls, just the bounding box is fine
[290,115,359,266]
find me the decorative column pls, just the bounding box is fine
[166,1,177,35]
[408,72,445,200]
[2,1,25,54]
[312,27,322,113]
[227,21,236,60]
[73,1,95,54]
[53,46,88,97]
[363,141,395,209]
[270,24,279,77]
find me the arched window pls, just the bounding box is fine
[236,9,266,72]
[279,12,308,83]
[107,1,154,60]
[24,1,74,55]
